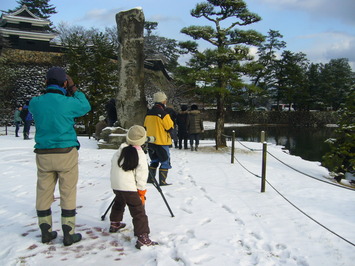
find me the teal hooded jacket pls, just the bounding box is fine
[29,88,91,149]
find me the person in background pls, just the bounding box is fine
[165,105,178,148]
[14,105,22,137]
[187,104,204,151]
[109,125,158,249]
[95,115,107,140]
[176,104,189,150]
[144,91,174,186]
[105,98,117,127]
[29,67,91,246]
[21,101,33,139]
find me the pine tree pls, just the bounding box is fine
[247,30,286,108]
[58,24,118,130]
[305,63,322,111]
[144,22,180,71]
[180,0,264,148]
[251,30,286,89]
[7,0,57,19]
[272,51,308,110]
[322,86,355,181]
[319,58,353,111]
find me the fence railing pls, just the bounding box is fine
[226,130,355,247]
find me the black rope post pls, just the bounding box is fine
[261,142,267,192]
[231,130,235,164]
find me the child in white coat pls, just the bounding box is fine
[109,125,158,249]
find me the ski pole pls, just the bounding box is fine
[101,198,115,221]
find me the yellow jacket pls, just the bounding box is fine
[144,103,174,145]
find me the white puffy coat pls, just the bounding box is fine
[110,143,148,191]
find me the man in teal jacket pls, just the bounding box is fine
[29,67,91,246]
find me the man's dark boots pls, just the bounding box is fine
[61,209,82,246]
[147,165,157,183]
[159,168,171,186]
[37,209,57,243]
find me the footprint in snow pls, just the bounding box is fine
[250,232,262,240]
[199,218,212,225]
[181,207,193,214]
[185,197,193,206]
[19,225,126,264]
[204,194,215,203]
[222,204,234,214]
[235,218,245,226]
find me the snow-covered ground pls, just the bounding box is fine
[1,124,354,266]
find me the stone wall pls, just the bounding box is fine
[0,49,65,124]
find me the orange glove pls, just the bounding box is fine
[138,189,146,205]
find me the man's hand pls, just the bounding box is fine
[66,75,77,96]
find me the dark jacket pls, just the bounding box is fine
[187,110,204,134]
[20,105,33,122]
[165,107,177,126]
[176,111,189,134]
[105,99,117,125]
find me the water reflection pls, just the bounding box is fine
[203,125,336,162]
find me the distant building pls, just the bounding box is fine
[0,5,59,52]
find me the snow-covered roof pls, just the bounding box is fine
[0,5,51,26]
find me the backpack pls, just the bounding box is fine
[20,108,29,122]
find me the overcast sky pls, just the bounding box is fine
[2,0,354,69]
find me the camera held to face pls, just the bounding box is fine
[65,75,77,97]
[66,84,75,97]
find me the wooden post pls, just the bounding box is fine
[261,142,267,192]
[88,121,91,139]
[260,130,265,143]
[231,130,235,164]
[5,120,8,135]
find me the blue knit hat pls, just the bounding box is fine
[46,67,67,84]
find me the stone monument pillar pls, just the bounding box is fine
[115,8,147,128]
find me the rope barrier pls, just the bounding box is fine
[267,151,355,191]
[228,138,355,247]
[224,132,262,151]
[236,140,263,151]
[266,179,355,247]
[229,136,354,191]
[227,129,352,191]
[230,150,355,248]
[233,155,261,178]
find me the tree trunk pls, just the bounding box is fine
[215,92,226,149]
